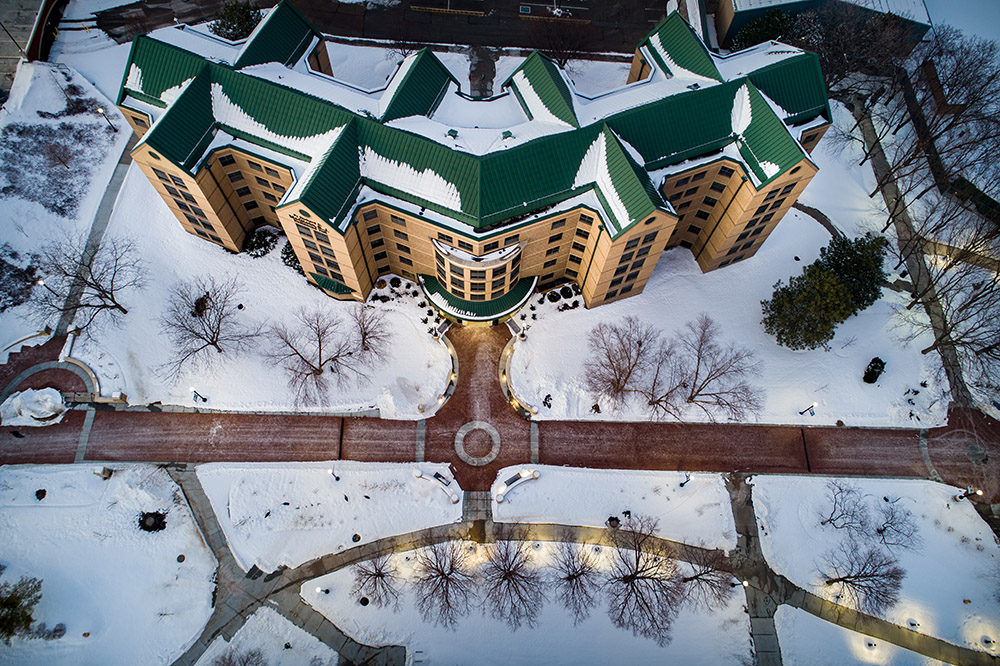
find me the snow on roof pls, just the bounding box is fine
[377,53,416,117]
[359,145,463,212]
[732,0,929,23]
[712,41,805,80]
[148,25,242,65]
[510,70,575,129]
[574,132,629,233]
[432,238,520,266]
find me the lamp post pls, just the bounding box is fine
[96,107,118,132]
[190,386,207,403]
[799,401,817,416]
[35,279,59,298]
[954,487,983,502]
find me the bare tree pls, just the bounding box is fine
[481,528,546,630]
[413,539,478,629]
[30,234,146,333]
[645,315,763,422]
[823,543,905,616]
[350,303,390,361]
[603,515,683,646]
[677,545,736,612]
[874,498,921,551]
[351,547,400,610]
[584,316,658,405]
[819,480,870,536]
[550,538,600,625]
[43,141,71,170]
[213,648,268,666]
[267,308,361,405]
[160,275,262,379]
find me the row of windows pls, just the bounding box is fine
[217,154,282,179]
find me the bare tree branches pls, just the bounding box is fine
[874,498,921,551]
[823,543,905,615]
[351,547,400,610]
[585,315,763,421]
[677,545,736,612]
[584,316,658,405]
[481,528,546,630]
[30,234,146,333]
[267,308,360,406]
[604,515,683,646]
[213,648,268,666]
[551,539,600,626]
[413,540,478,629]
[159,275,262,380]
[350,304,390,361]
[819,480,870,536]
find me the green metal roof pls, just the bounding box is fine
[738,82,807,185]
[641,13,722,82]
[381,49,458,122]
[310,272,353,294]
[502,52,579,128]
[420,274,537,321]
[746,52,831,125]
[601,127,662,227]
[117,35,209,105]
[297,118,362,225]
[233,1,320,69]
[141,68,216,169]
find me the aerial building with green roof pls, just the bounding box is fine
[117,1,830,323]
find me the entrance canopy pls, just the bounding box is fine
[419,275,538,323]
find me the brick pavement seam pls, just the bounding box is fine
[918,428,944,483]
[416,418,425,462]
[74,407,94,463]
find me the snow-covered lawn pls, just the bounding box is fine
[0,388,67,427]
[304,539,753,665]
[71,165,451,416]
[753,476,1000,654]
[194,608,338,666]
[0,465,215,665]
[775,606,946,666]
[197,461,465,572]
[510,206,947,427]
[0,61,129,360]
[491,465,737,551]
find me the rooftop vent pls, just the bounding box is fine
[502,130,513,139]
[447,129,459,138]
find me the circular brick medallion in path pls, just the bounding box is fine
[454,421,501,466]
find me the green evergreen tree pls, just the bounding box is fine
[817,233,887,316]
[209,0,262,41]
[732,10,795,51]
[761,264,854,351]
[0,571,42,645]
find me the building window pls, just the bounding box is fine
[631,258,645,270]
[308,252,322,264]
[470,270,486,280]
[619,252,634,264]
[493,265,506,276]
[624,237,639,250]
[470,294,485,301]
[471,282,486,292]
[492,277,505,289]
[545,247,559,257]
[390,215,406,226]
[761,213,774,223]
[190,206,205,217]
[450,264,463,276]
[195,228,208,238]
[438,232,453,243]
[727,246,739,255]
[510,266,519,280]
[540,273,554,281]
[314,265,329,277]
[548,233,563,244]
[626,271,640,282]
[702,196,718,207]
[321,245,336,258]
[718,166,735,177]
[169,175,186,188]
[568,254,582,264]
[181,191,196,203]
[133,116,148,128]
[172,199,189,212]
[437,266,446,280]
[265,167,280,178]
[579,214,593,225]
[675,176,690,187]
[362,209,378,221]
[153,168,169,181]
[770,198,786,210]
[393,230,408,241]
[565,268,578,278]
[262,192,277,203]
[370,238,384,249]
[678,201,691,210]
[248,161,262,171]
[751,226,765,236]
[227,171,244,183]
[737,231,750,241]
[315,231,329,243]
[572,241,586,252]
[255,176,270,188]
[764,189,779,201]
[505,234,520,245]
[399,256,413,266]
[367,224,381,235]
[484,241,499,252]
[620,284,633,295]
[396,243,410,254]
[636,245,651,258]
[235,186,251,197]
[687,225,702,234]
[575,229,589,240]
[691,172,705,181]
[614,265,628,276]
[733,255,745,262]
[642,232,657,244]
[458,240,474,252]
[373,251,387,261]
[543,259,557,268]
[296,224,312,236]
[746,217,760,229]
[709,181,726,193]
[610,277,623,288]
[781,184,795,196]
[742,242,754,251]
[218,155,236,166]
[755,205,769,215]
[184,214,200,226]
[720,259,731,267]
[680,240,693,249]
[452,278,465,289]
[165,185,180,197]
[606,289,619,299]
[551,219,566,229]
[304,239,319,251]
[695,210,710,220]
[684,187,698,197]
[668,192,683,202]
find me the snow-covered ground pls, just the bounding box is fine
[0,388,66,427]
[70,165,451,416]
[753,476,1000,655]
[197,461,465,572]
[0,61,129,361]
[491,465,737,551]
[305,539,753,665]
[194,608,338,666]
[0,465,216,665]
[775,606,946,666]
